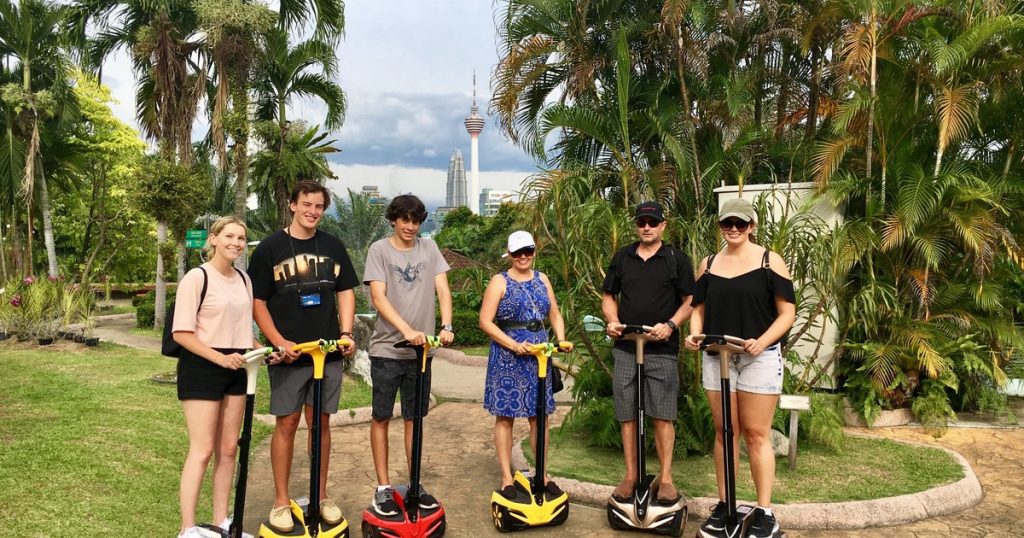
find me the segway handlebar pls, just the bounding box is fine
[525,341,573,356]
[290,338,354,379]
[691,334,746,353]
[619,325,659,346]
[394,335,443,373]
[243,346,275,364]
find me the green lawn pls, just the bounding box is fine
[0,340,372,537]
[534,431,964,503]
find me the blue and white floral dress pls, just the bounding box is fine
[483,271,556,417]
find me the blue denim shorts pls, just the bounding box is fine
[701,344,783,395]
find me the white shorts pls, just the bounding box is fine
[701,344,783,395]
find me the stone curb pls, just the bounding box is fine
[254,394,438,429]
[435,347,487,367]
[92,313,136,322]
[511,430,983,530]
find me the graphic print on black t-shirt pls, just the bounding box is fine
[389,261,426,290]
[272,253,342,295]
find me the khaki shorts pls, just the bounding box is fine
[268,360,344,416]
[701,345,783,394]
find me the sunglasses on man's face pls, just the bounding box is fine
[635,218,662,229]
[719,218,751,231]
[510,247,536,258]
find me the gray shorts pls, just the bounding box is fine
[701,345,783,394]
[612,347,679,421]
[371,356,432,420]
[268,360,344,416]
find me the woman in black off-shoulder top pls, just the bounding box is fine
[685,198,796,537]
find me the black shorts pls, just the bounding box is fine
[370,356,432,420]
[176,348,247,400]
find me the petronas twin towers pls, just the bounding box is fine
[446,148,467,208]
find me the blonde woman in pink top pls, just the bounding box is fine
[172,216,272,538]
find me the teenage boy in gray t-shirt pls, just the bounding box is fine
[363,194,453,516]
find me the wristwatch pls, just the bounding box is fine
[441,324,454,333]
[665,320,677,330]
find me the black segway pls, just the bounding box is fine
[361,336,447,537]
[607,325,686,537]
[692,334,785,538]
[259,339,351,538]
[196,346,274,538]
[490,341,573,532]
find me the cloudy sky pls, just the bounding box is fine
[101,0,541,210]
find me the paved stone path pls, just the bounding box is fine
[94,315,1024,537]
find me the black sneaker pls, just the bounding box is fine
[498,485,518,500]
[700,501,728,534]
[372,487,399,517]
[416,486,440,510]
[744,508,780,538]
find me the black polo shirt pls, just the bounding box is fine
[603,242,695,354]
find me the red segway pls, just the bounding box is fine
[361,336,446,538]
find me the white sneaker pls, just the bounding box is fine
[178,528,204,538]
[218,517,254,538]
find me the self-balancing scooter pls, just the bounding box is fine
[606,325,686,537]
[195,347,274,538]
[490,341,573,532]
[361,336,447,538]
[258,339,352,538]
[692,334,785,538]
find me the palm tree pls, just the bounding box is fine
[250,120,338,228]
[0,0,77,277]
[195,0,273,227]
[71,0,206,328]
[251,27,345,225]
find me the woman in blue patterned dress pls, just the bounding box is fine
[479,231,569,499]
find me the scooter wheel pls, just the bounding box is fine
[669,508,686,537]
[491,503,512,533]
[361,521,380,538]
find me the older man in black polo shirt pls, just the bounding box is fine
[601,200,695,505]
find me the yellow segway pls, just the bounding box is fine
[490,341,573,532]
[259,338,351,538]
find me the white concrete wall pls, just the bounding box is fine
[714,182,842,388]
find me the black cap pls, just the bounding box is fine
[634,201,664,221]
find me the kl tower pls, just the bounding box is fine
[464,72,485,214]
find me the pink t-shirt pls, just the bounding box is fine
[172,263,254,349]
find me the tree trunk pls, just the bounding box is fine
[0,211,7,280]
[866,9,877,192]
[232,89,250,270]
[39,171,58,277]
[154,221,167,330]
[177,239,186,281]
[276,181,291,229]
[805,39,821,141]
[1003,141,1016,178]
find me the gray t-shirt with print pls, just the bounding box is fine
[363,237,450,359]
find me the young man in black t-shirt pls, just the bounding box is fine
[601,201,695,505]
[248,180,359,533]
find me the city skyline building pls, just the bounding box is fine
[445,149,467,208]
[479,187,515,217]
[463,71,485,214]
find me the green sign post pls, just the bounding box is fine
[185,229,208,249]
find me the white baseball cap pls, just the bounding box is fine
[502,230,536,257]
